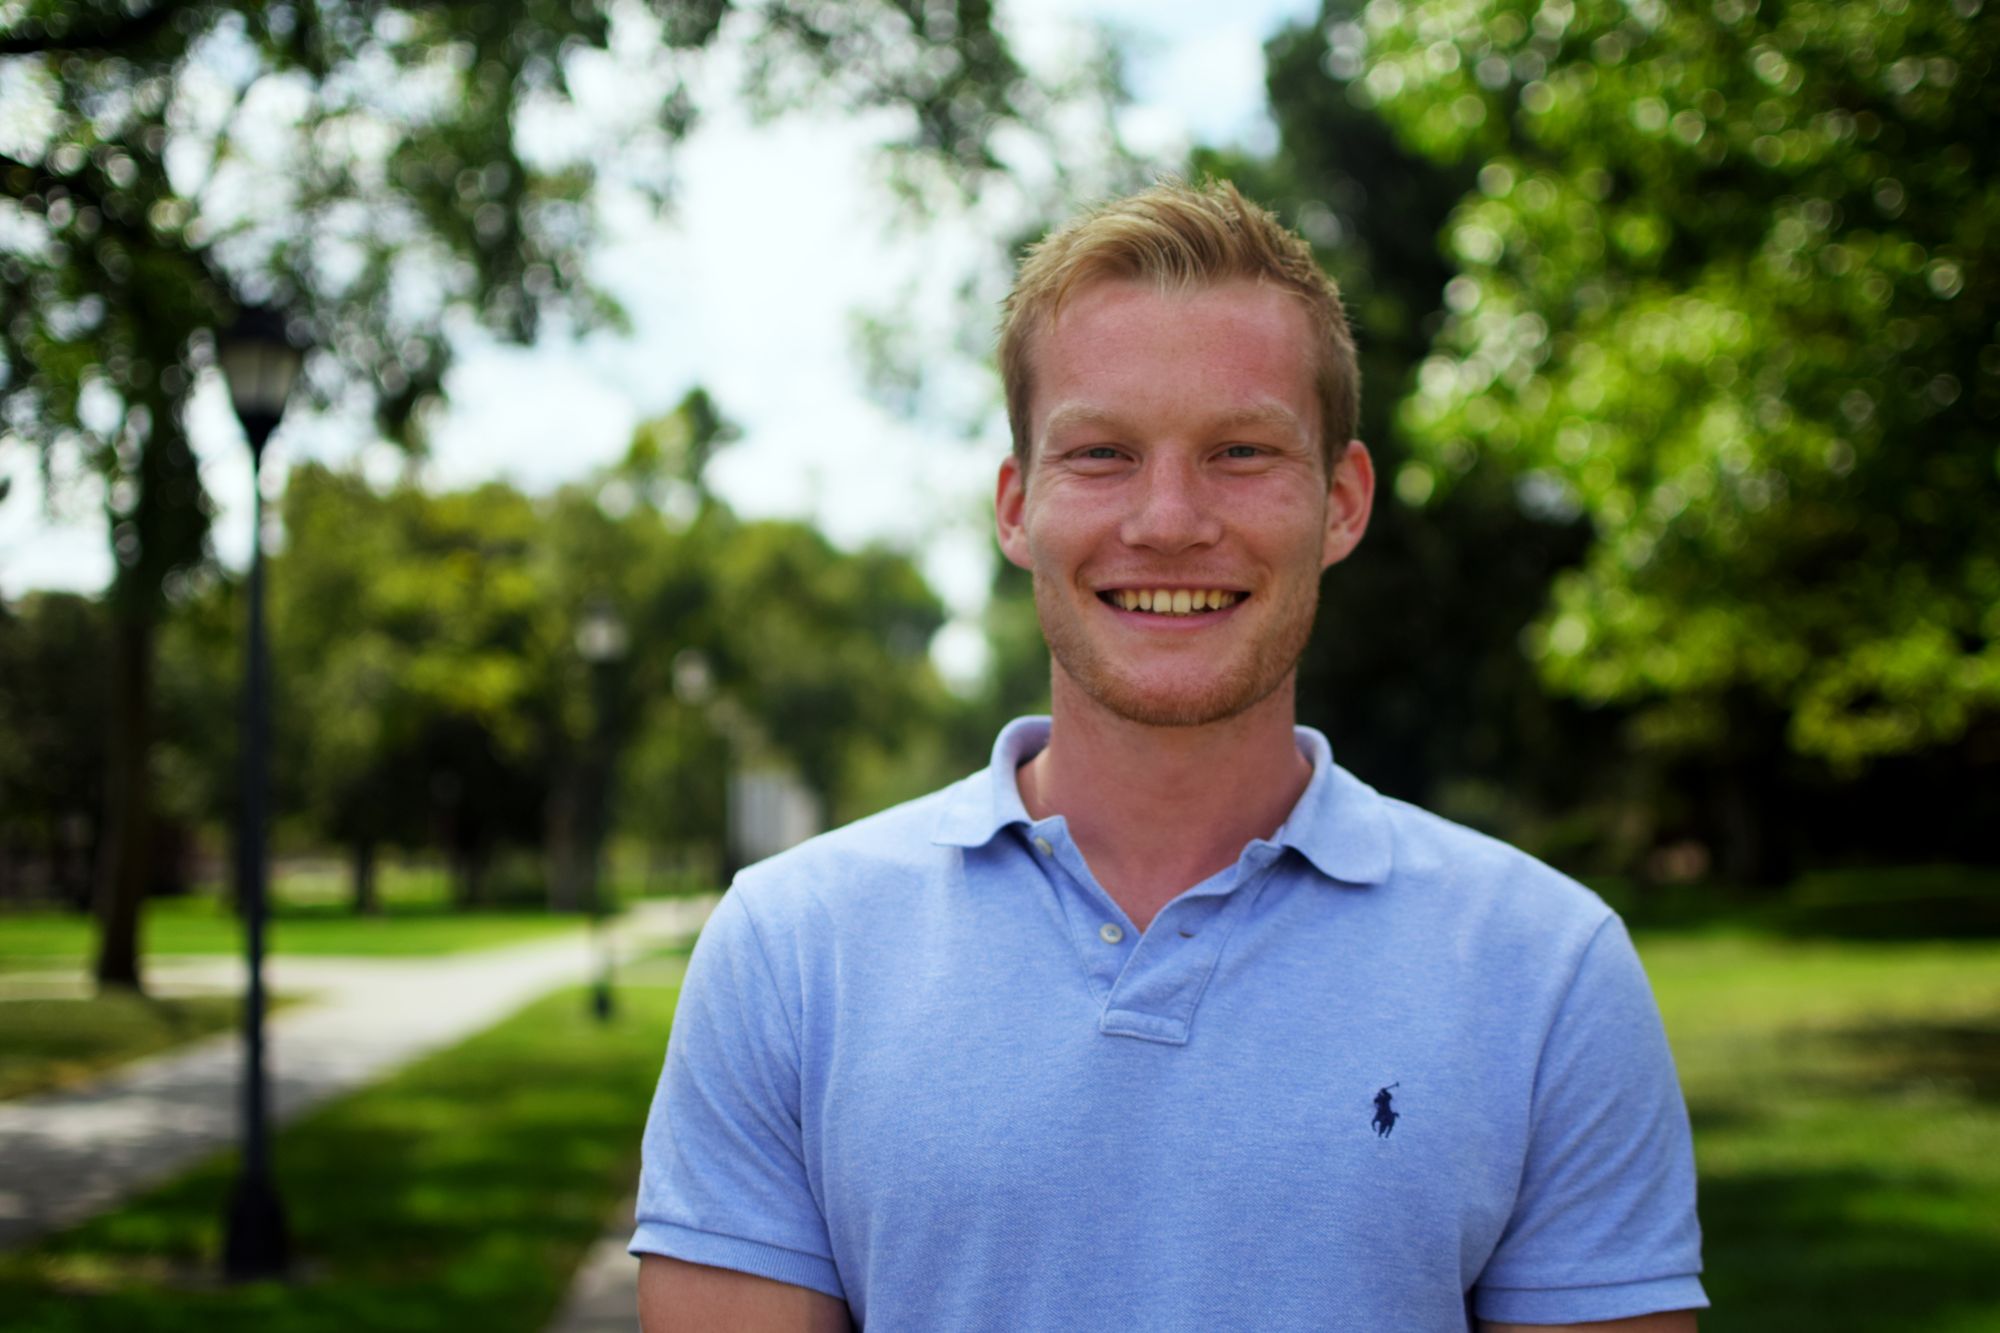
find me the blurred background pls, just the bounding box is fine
[1,0,1995,1328]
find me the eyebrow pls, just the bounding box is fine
[1040,400,1311,444]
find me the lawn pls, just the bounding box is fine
[0,963,686,1333]
[3,900,1995,1331]
[0,895,586,969]
[0,994,253,1100]
[1640,929,2000,1332]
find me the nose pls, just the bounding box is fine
[1120,455,1222,553]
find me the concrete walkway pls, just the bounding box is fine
[0,895,716,1252]
[545,1193,644,1333]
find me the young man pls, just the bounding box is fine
[633,181,1706,1331]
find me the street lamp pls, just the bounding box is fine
[671,648,739,882]
[576,601,628,1022]
[218,304,303,1282]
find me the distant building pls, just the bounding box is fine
[728,768,821,869]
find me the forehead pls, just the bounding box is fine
[1027,278,1319,440]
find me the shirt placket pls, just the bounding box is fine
[1024,821,1285,1046]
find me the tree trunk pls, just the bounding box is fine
[85,298,208,993]
[1708,697,1797,890]
[451,842,488,908]
[351,836,379,915]
[93,606,154,993]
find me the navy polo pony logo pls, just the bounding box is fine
[1372,1084,1400,1138]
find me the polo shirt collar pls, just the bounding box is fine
[1277,724,1395,886]
[932,715,1394,887]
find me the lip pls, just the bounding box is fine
[1095,584,1250,594]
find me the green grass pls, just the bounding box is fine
[1598,863,2000,939]
[5,893,1995,1331]
[0,964,686,1332]
[0,895,585,970]
[0,994,259,1100]
[1641,930,2000,1332]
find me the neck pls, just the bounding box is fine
[1017,672,1312,931]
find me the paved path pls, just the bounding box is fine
[0,895,716,1252]
[545,1194,644,1333]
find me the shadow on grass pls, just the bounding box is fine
[1817,1015,2000,1106]
[1606,865,2000,941]
[1698,1165,2000,1333]
[1684,1097,1773,1138]
[269,900,572,921]
[0,989,672,1333]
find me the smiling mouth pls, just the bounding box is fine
[1099,588,1245,616]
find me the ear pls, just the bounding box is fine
[1321,440,1375,570]
[996,454,1034,570]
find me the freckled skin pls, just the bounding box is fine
[996,278,1374,729]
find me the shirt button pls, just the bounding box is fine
[1098,923,1125,945]
[1033,836,1054,856]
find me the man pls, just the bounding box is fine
[632,180,1706,1331]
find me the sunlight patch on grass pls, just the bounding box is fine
[0,994,261,1100]
[0,895,587,969]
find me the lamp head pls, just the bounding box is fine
[219,305,304,460]
[577,601,630,665]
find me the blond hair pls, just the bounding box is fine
[998,178,1359,469]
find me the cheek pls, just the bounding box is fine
[1252,497,1333,559]
[1022,494,1111,555]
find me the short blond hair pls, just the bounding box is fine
[999,178,1359,470]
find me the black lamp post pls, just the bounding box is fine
[218,305,303,1282]
[576,601,628,1022]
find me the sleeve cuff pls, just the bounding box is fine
[628,1221,846,1303]
[1474,1273,1709,1324]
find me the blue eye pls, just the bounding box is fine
[1223,444,1263,459]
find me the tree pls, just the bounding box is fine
[1,0,1038,988]
[0,593,110,906]
[532,394,723,913]
[262,387,958,908]
[272,463,561,908]
[1349,0,2000,790]
[699,511,953,825]
[1186,12,1633,868]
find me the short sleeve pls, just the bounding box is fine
[629,888,845,1301]
[1473,916,1708,1324]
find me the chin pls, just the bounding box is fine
[1063,663,1292,729]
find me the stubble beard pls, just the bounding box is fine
[1034,573,1320,728]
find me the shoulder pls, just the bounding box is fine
[722,773,976,934]
[1368,791,1619,972]
[687,774,991,1027]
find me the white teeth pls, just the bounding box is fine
[1111,588,1241,615]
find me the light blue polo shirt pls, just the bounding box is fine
[633,718,1705,1330]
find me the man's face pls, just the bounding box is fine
[995,278,1373,728]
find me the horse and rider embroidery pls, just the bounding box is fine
[1372,1084,1400,1138]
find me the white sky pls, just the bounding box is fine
[0,0,1316,684]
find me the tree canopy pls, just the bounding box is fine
[0,0,1044,986]
[1349,0,1998,771]
[245,393,961,908]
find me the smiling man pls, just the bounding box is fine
[632,180,1706,1331]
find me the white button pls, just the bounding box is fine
[1033,836,1054,856]
[1098,923,1125,944]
